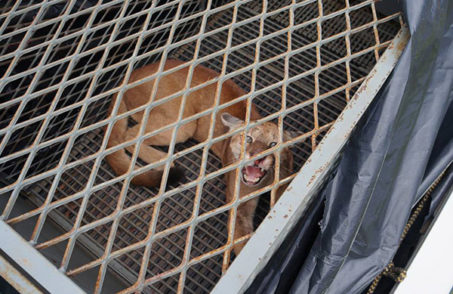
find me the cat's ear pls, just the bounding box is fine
[221,112,244,131]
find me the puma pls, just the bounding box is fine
[105,59,294,255]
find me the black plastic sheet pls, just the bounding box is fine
[246,1,453,293]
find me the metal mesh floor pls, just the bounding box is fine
[0,0,401,293]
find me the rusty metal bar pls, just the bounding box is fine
[213,25,410,294]
[0,0,404,292]
[0,221,84,293]
[0,254,43,294]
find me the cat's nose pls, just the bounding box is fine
[246,141,267,158]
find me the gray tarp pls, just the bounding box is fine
[246,0,453,293]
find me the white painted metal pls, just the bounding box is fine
[213,26,410,294]
[0,255,43,294]
[0,221,85,294]
[0,0,405,292]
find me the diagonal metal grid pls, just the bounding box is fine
[0,0,402,293]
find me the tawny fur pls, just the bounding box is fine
[105,59,293,255]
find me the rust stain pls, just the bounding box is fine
[1,256,41,294]
[359,82,368,93]
[192,246,226,263]
[308,161,330,186]
[344,121,357,139]
[397,38,407,51]
[20,258,31,267]
[354,73,373,96]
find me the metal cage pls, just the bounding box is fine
[0,0,406,293]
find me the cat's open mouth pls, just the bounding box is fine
[241,158,270,186]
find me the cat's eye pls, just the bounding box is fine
[269,142,277,147]
[246,136,253,143]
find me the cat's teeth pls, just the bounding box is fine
[244,174,259,183]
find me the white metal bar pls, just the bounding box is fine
[0,0,406,292]
[212,26,410,294]
[0,255,42,294]
[0,220,84,294]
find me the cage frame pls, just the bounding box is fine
[213,26,409,293]
[0,0,408,293]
